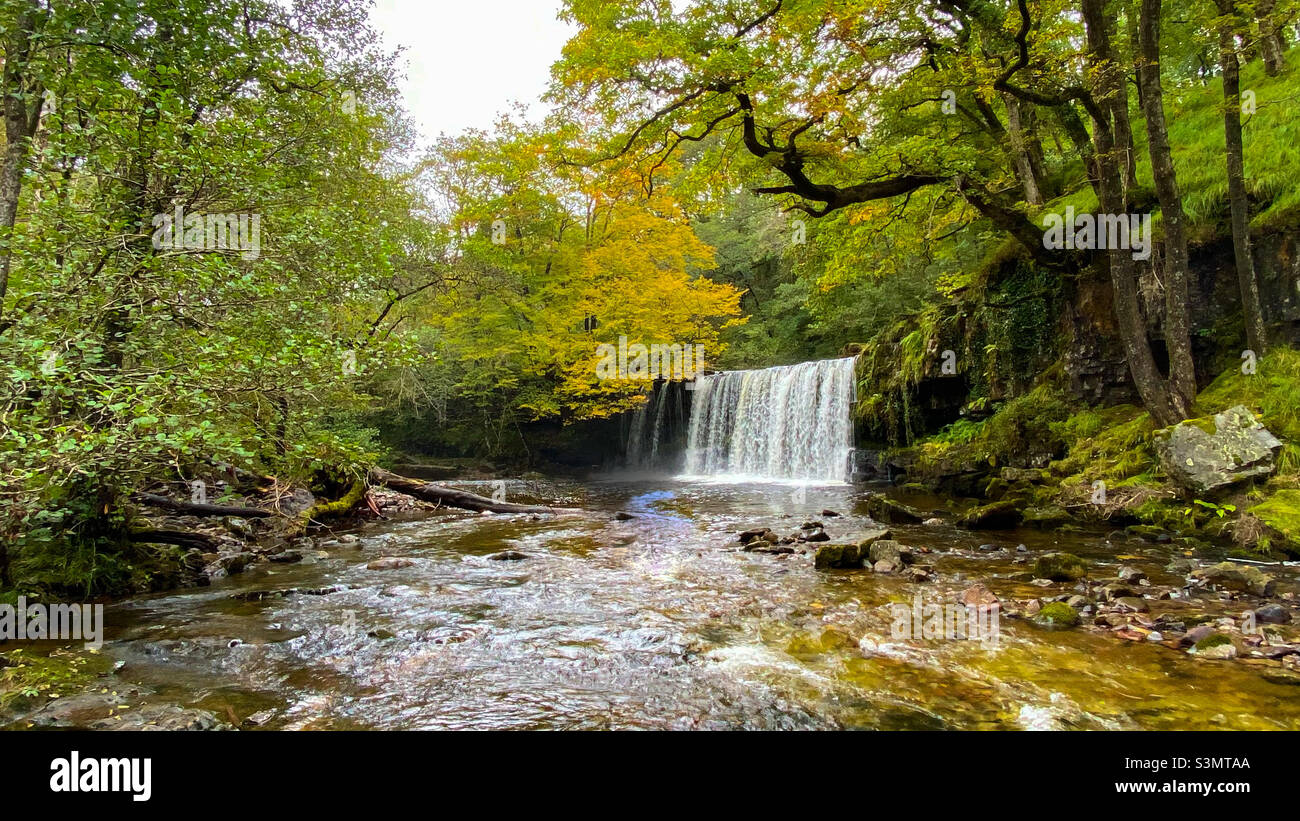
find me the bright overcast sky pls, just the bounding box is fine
[369,0,576,144]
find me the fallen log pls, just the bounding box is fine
[128,528,222,552]
[132,492,275,519]
[368,468,574,514]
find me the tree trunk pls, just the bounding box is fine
[0,1,45,325]
[369,468,577,515]
[1255,0,1287,75]
[1002,93,1045,204]
[1217,0,1270,355]
[1082,0,1182,426]
[1137,0,1198,416]
[1107,9,1139,197]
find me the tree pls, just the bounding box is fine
[1214,0,1269,356]
[1137,0,1197,414]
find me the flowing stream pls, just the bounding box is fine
[37,480,1300,731]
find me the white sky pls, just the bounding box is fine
[369,0,576,143]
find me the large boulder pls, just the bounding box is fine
[1154,405,1282,494]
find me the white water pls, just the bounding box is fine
[682,357,857,483]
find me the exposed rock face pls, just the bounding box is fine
[1154,405,1282,494]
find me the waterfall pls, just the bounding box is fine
[623,381,689,472]
[683,357,857,482]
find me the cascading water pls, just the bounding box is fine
[623,380,690,472]
[683,357,857,482]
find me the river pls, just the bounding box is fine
[74,479,1300,730]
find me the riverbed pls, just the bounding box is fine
[20,479,1300,730]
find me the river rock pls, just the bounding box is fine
[961,583,1000,607]
[487,551,528,561]
[1154,405,1283,494]
[1114,596,1150,613]
[856,528,893,549]
[957,500,1024,530]
[1117,566,1147,583]
[922,517,943,526]
[1189,633,1238,659]
[738,527,774,545]
[1255,603,1292,624]
[1032,552,1088,582]
[205,551,250,578]
[814,543,866,569]
[861,493,925,524]
[1033,602,1080,627]
[873,559,898,574]
[1099,583,1137,601]
[367,556,416,570]
[1191,562,1276,596]
[868,539,911,566]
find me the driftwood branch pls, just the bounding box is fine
[368,468,575,515]
[132,492,275,519]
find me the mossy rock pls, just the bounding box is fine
[957,499,1024,529]
[1032,552,1088,581]
[1248,490,1300,555]
[1033,602,1080,627]
[1194,632,1233,650]
[861,493,926,525]
[1022,506,1072,529]
[1189,632,1238,659]
[814,543,866,570]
